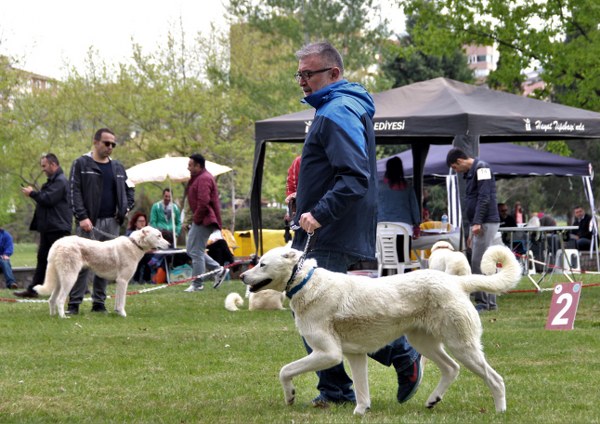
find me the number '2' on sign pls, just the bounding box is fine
[545,283,582,331]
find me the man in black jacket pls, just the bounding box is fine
[570,206,593,251]
[447,148,500,313]
[16,153,72,298]
[66,128,135,315]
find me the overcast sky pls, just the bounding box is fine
[0,0,229,79]
[0,0,404,80]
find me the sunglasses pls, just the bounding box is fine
[102,141,117,148]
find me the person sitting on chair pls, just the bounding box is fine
[570,206,593,251]
[378,157,421,263]
[498,202,517,248]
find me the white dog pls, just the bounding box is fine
[428,240,472,275]
[224,290,286,312]
[34,226,170,318]
[240,244,521,416]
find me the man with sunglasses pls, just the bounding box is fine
[291,42,422,409]
[66,128,135,315]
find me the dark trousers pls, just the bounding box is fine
[28,230,71,290]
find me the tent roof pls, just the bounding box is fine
[255,77,600,143]
[377,143,594,180]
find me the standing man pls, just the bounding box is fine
[149,188,182,244]
[66,128,135,315]
[446,148,500,313]
[291,41,422,408]
[184,153,228,292]
[15,153,72,298]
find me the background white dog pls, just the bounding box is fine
[224,290,286,311]
[34,226,170,318]
[240,244,521,416]
[428,240,472,275]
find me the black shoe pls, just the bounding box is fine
[14,289,39,298]
[7,282,18,289]
[396,355,423,403]
[91,303,108,313]
[65,305,79,315]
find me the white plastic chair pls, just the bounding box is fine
[376,222,422,276]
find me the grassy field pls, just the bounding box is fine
[0,271,599,423]
[10,243,38,267]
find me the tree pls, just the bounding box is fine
[380,15,474,88]
[227,0,394,205]
[397,0,600,110]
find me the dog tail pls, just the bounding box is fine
[458,245,522,294]
[33,260,58,296]
[225,292,244,311]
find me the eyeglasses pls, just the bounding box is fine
[294,67,332,82]
[103,141,117,148]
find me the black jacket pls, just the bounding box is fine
[70,153,135,225]
[464,158,500,225]
[29,167,72,233]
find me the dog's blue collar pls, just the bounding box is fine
[286,267,316,299]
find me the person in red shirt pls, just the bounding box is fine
[184,153,228,291]
[284,155,301,241]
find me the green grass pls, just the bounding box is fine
[0,273,599,423]
[10,243,38,267]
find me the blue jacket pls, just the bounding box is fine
[378,183,421,226]
[292,80,377,260]
[464,158,500,225]
[0,229,14,257]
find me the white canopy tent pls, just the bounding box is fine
[126,156,233,248]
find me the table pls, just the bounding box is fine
[411,229,461,267]
[412,229,461,250]
[498,226,578,290]
[151,249,188,284]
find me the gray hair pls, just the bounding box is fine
[295,41,344,75]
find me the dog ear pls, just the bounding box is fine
[282,249,300,260]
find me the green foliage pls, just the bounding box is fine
[379,15,474,87]
[0,275,599,422]
[399,0,600,109]
[228,0,391,78]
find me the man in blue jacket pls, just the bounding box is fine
[0,228,17,289]
[446,147,501,312]
[15,153,72,298]
[291,41,422,408]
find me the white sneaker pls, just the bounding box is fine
[213,267,230,289]
[184,283,204,292]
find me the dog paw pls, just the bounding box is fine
[284,388,296,405]
[353,405,370,416]
[426,396,442,409]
